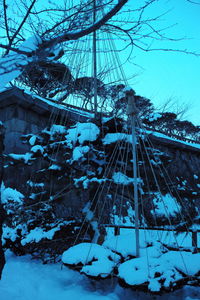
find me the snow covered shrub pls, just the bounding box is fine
[2,116,199,263]
[62,243,120,278]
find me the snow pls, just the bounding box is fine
[103,233,150,258]
[21,224,64,246]
[31,145,44,154]
[74,176,106,189]
[66,123,100,146]
[111,203,136,226]
[27,181,44,188]
[29,135,37,146]
[2,226,19,243]
[0,251,119,300]
[152,193,181,217]
[62,243,120,278]
[147,112,162,122]
[48,164,61,170]
[62,243,120,265]
[0,251,200,298]
[81,259,115,278]
[112,172,142,186]
[8,152,33,164]
[72,145,90,161]
[26,90,93,118]
[1,186,24,205]
[161,251,200,276]
[102,133,132,145]
[82,203,94,221]
[151,131,200,150]
[118,257,149,286]
[50,124,67,136]
[118,249,200,290]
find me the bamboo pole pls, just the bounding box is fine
[93,0,98,117]
[127,89,140,257]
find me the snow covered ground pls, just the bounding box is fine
[0,251,118,300]
[0,250,200,300]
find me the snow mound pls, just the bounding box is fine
[66,123,100,146]
[161,251,200,276]
[62,243,120,278]
[1,187,24,205]
[1,186,24,214]
[118,250,200,291]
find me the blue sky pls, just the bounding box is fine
[1,0,199,125]
[125,1,200,125]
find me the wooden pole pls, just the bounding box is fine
[93,0,98,117]
[127,89,140,257]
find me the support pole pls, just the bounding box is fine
[93,0,98,117]
[127,89,140,257]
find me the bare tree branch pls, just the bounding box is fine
[0,0,128,57]
[40,0,128,50]
[5,0,37,54]
[3,0,11,43]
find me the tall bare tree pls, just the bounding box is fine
[0,0,199,88]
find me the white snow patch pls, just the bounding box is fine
[31,145,44,154]
[27,181,44,188]
[1,186,24,205]
[72,146,90,161]
[152,193,181,217]
[103,233,150,258]
[50,124,67,136]
[112,172,142,186]
[8,152,33,164]
[48,164,61,170]
[21,223,65,246]
[102,133,131,145]
[29,135,37,146]
[151,131,200,150]
[66,123,100,146]
[74,176,106,189]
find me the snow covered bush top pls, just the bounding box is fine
[62,243,120,278]
[66,122,100,146]
[1,185,24,214]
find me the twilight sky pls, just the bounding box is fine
[125,0,200,125]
